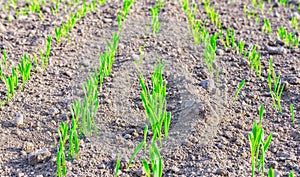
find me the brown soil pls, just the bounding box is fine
[0,0,299,177]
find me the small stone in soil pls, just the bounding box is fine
[14,114,24,127]
[28,148,51,165]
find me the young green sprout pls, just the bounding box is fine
[291,17,299,30]
[267,58,285,114]
[139,61,171,146]
[2,48,7,69]
[40,50,46,70]
[248,118,272,177]
[68,113,79,160]
[57,123,68,177]
[81,70,99,137]
[247,45,262,79]
[55,26,62,44]
[237,40,245,54]
[2,67,18,101]
[290,103,295,124]
[150,5,161,34]
[262,18,271,34]
[122,0,134,20]
[142,141,163,177]
[234,79,245,102]
[114,154,121,177]
[46,36,52,60]
[18,54,32,91]
[33,53,38,73]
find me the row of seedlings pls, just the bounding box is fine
[56,0,136,176]
[0,0,101,104]
[199,0,296,176]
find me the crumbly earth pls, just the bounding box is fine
[0,0,299,177]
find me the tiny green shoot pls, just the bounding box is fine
[290,103,294,124]
[234,79,245,102]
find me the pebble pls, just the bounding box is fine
[171,166,180,173]
[23,142,34,152]
[123,134,131,140]
[98,164,106,169]
[65,70,73,78]
[14,114,24,126]
[288,76,300,85]
[28,148,51,165]
[201,79,215,92]
[103,18,112,23]
[131,54,139,61]
[267,46,286,55]
[0,23,5,31]
[215,168,228,176]
[216,49,224,56]
[49,108,59,116]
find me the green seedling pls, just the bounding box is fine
[18,54,32,91]
[267,58,284,114]
[107,33,119,59]
[287,32,299,48]
[51,3,59,16]
[81,70,99,137]
[139,61,171,146]
[248,119,272,177]
[234,79,245,102]
[39,50,46,70]
[2,48,7,69]
[99,51,113,77]
[98,32,119,92]
[268,168,274,177]
[32,53,38,72]
[117,10,123,31]
[290,103,294,124]
[11,67,18,90]
[255,15,260,24]
[128,126,148,168]
[150,5,161,34]
[57,123,68,177]
[2,67,18,101]
[262,18,271,34]
[219,30,225,47]
[55,26,62,45]
[68,120,79,160]
[114,154,121,177]
[68,102,80,160]
[142,141,163,177]
[277,26,287,41]
[192,20,202,45]
[46,36,52,59]
[289,171,294,177]
[291,17,299,30]
[247,45,262,79]
[99,0,107,5]
[2,75,14,101]
[122,0,134,19]
[279,0,287,6]
[225,28,231,49]
[203,1,220,27]
[203,33,217,73]
[181,0,189,12]
[252,0,258,8]
[259,1,264,14]
[237,40,245,54]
